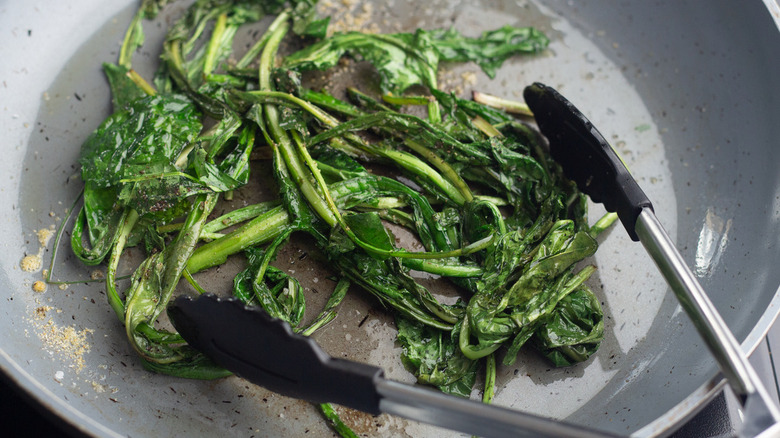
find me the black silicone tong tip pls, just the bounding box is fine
[168,294,384,414]
[523,82,653,241]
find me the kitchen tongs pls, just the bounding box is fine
[168,83,779,437]
[168,294,611,438]
[168,293,614,438]
[523,82,780,437]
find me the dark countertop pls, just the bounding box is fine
[0,374,79,438]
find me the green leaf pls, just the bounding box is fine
[103,63,148,110]
[189,118,255,193]
[503,265,598,365]
[397,316,478,398]
[290,0,330,38]
[532,285,604,366]
[328,242,454,330]
[428,25,549,78]
[233,242,306,328]
[284,25,548,93]
[124,195,218,364]
[344,212,394,253]
[504,225,597,306]
[284,30,439,93]
[70,184,125,265]
[79,93,202,190]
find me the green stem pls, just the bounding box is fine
[118,8,143,69]
[364,197,407,209]
[273,119,338,225]
[483,353,496,405]
[590,212,619,238]
[472,91,533,117]
[300,278,350,336]
[293,131,439,263]
[318,403,358,438]
[236,11,289,69]
[106,209,139,320]
[182,269,208,294]
[380,94,441,123]
[158,200,281,236]
[203,13,228,76]
[373,208,415,229]
[258,20,286,90]
[389,234,493,260]
[239,90,341,129]
[238,90,467,205]
[259,21,338,227]
[471,115,502,138]
[290,130,344,226]
[135,323,185,344]
[459,314,503,360]
[252,228,294,287]
[378,146,467,205]
[428,98,441,124]
[403,138,472,203]
[187,206,290,274]
[301,89,364,118]
[473,195,508,206]
[204,200,282,233]
[401,259,483,277]
[126,69,157,96]
[382,94,429,106]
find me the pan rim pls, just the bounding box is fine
[634,284,780,437]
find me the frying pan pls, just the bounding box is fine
[1,0,779,436]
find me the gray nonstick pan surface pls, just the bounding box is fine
[1,1,779,436]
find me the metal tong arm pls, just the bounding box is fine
[376,379,615,438]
